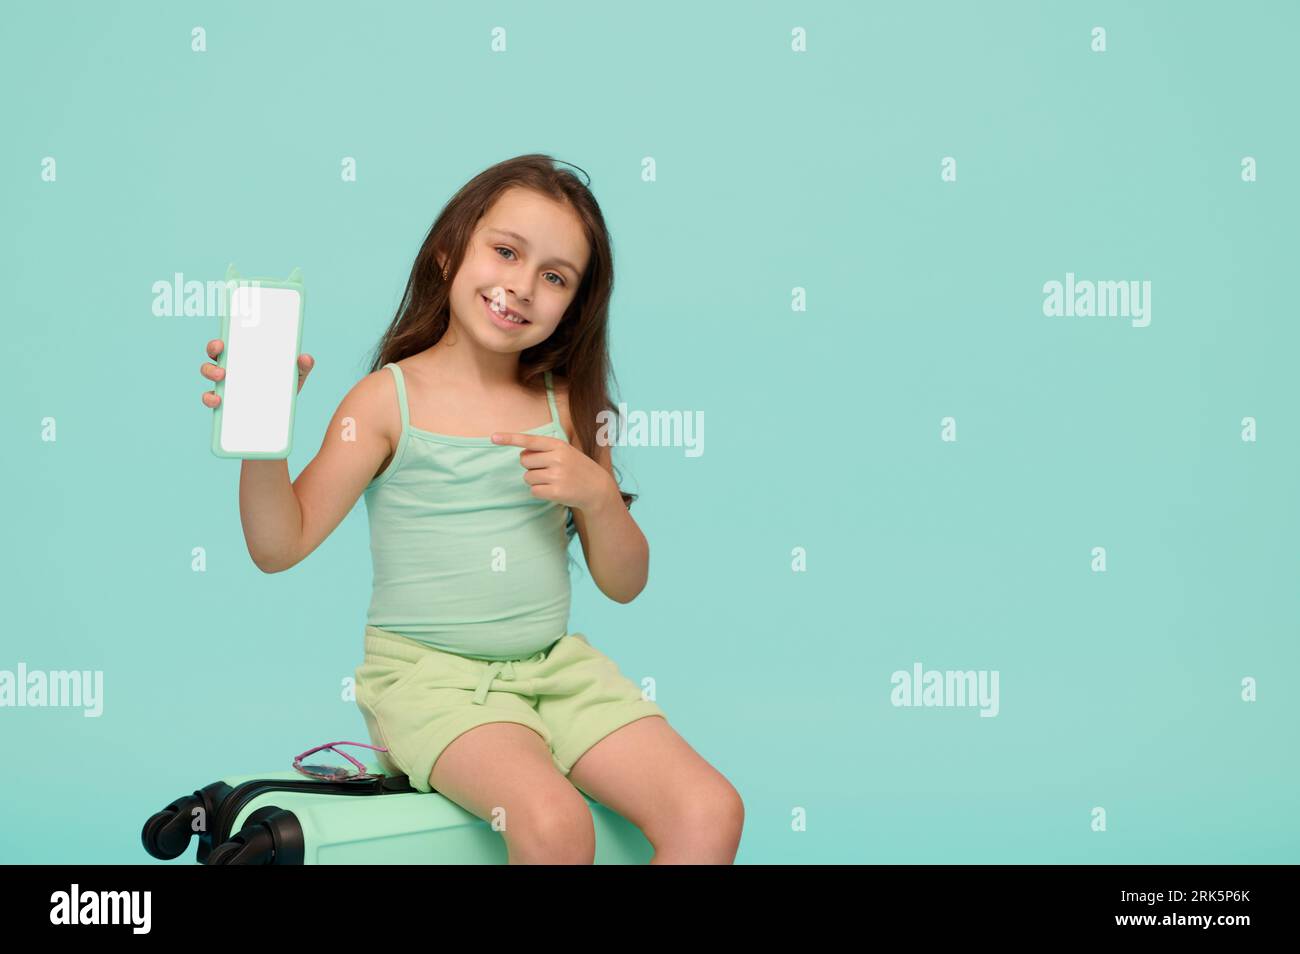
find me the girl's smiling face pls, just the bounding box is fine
[441,187,590,352]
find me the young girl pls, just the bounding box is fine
[199,155,743,864]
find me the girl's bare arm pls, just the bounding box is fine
[241,370,396,573]
[201,343,396,574]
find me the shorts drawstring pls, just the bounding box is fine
[471,649,549,705]
[472,660,515,705]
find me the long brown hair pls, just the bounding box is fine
[365,154,637,548]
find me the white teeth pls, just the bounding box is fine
[486,296,525,323]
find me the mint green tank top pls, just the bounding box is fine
[364,362,572,661]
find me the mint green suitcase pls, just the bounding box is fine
[141,763,653,864]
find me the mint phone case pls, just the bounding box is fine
[210,264,306,459]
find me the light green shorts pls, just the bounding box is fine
[354,625,667,794]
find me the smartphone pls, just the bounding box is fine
[210,264,306,459]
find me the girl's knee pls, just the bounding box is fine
[504,790,596,864]
[672,779,745,845]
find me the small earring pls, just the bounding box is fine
[441,268,448,280]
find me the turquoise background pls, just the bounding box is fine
[2,0,1296,863]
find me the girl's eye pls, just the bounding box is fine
[494,246,565,287]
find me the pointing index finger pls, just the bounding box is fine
[491,431,562,449]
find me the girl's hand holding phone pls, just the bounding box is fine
[491,431,618,513]
[200,338,315,408]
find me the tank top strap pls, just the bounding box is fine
[384,362,410,431]
[543,370,561,430]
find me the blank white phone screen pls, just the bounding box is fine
[218,284,301,455]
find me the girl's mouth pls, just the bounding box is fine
[482,294,530,328]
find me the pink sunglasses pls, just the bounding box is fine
[293,741,389,781]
